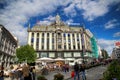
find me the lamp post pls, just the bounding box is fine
[81,26,85,64]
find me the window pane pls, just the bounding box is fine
[41,53,47,57]
[73,52,80,57]
[64,53,72,57]
[49,53,55,57]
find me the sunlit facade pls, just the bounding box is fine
[27,15,93,62]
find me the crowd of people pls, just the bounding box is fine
[0,62,71,80]
[0,59,111,80]
[0,63,36,80]
[39,63,70,75]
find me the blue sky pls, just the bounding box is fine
[0,0,120,55]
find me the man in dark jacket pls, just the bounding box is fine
[80,64,86,80]
[74,62,80,80]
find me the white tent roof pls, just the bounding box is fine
[65,58,75,61]
[36,57,54,62]
[54,57,65,61]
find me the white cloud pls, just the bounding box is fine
[97,39,119,55]
[113,32,120,37]
[0,0,71,45]
[104,19,119,29]
[65,19,73,25]
[64,0,120,21]
[64,3,76,17]
[37,21,51,26]
[44,15,55,21]
[0,0,120,46]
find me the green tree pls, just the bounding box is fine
[101,49,108,59]
[103,60,120,80]
[16,45,37,63]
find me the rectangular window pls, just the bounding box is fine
[31,38,34,43]
[72,33,74,37]
[52,33,54,37]
[73,45,75,49]
[42,45,44,50]
[68,33,70,37]
[58,33,61,35]
[47,39,49,50]
[63,33,66,37]
[73,52,81,57]
[36,46,39,50]
[52,38,54,43]
[52,45,54,50]
[41,53,47,57]
[69,44,71,49]
[42,38,44,43]
[32,33,34,37]
[37,38,39,43]
[47,38,49,43]
[78,43,80,49]
[64,45,66,50]
[58,53,61,57]
[49,53,55,57]
[47,33,49,37]
[42,33,44,37]
[58,45,61,49]
[37,33,39,37]
[64,53,72,57]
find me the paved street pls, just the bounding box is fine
[44,65,107,80]
[4,65,107,80]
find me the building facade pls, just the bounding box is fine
[111,42,120,59]
[0,25,18,67]
[91,37,99,58]
[27,15,93,62]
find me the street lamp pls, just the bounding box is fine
[81,26,85,64]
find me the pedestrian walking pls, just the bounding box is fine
[80,64,86,80]
[74,62,80,80]
[0,65,4,80]
[0,70,4,80]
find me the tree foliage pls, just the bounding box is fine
[101,49,108,59]
[103,60,120,80]
[16,45,37,63]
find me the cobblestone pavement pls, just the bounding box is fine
[4,65,107,80]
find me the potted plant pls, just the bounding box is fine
[37,75,47,80]
[54,73,64,80]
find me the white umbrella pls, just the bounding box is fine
[36,57,54,62]
[54,57,65,61]
[65,58,75,61]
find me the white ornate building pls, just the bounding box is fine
[27,15,93,62]
[0,25,18,67]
